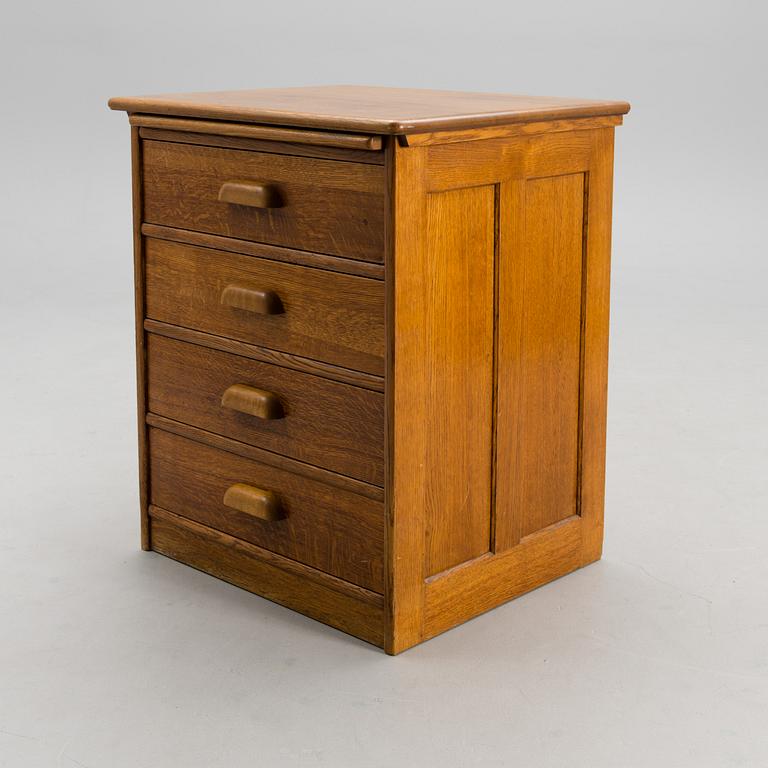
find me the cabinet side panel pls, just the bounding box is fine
[423,186,495,575]
[496,173,585,548]
[392,127,618,651]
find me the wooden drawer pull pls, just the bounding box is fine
[223,483,285,521]
[221,383,284,420]
[220,284,284,315]
[218,181,283,208]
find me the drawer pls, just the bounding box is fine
[147,335,384,486]
[148,428,385,592]
[142,140,385,262]
[144,238,385,375]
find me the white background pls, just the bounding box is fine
[1,1,766,766]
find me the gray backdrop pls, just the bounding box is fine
[1,1,766,766]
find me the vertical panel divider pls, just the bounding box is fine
[576,170,591,518]
[490,183,501,553]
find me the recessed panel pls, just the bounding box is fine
[496,173,585,547]
[423,185,496,576]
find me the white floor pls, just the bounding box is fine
[1,195,767,767]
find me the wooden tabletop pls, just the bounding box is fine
[109,85,630,135]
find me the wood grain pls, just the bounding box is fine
[110,85,630,134]
[217,181,282,209]
[425,129,595,191]
[388,142,428,654]
[150,507,385,647]
[144,319,383,392]
[219,284,283,315]
[424,517,583,640]
[423,186,495,575]
[142,140,385,261]
[149,428,385,592]
[141,224,384,280]
[130,127,150,550]
[147,334,385,485]
[138,128,384,165]
[402,115,623,146]
[494,173,586,548]
[220,383,285,420]
[113,90,625,653]
[382,136,397,654]
[578,128,615,566]
[386,126,620,652]
[130,113,383,149]
[144,238,385,375]
[145,413,384,502]
[222,483,285,521]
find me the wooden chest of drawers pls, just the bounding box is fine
[109,86,629,653]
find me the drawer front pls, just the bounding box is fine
[149,428,385,592]
[147,335,384,486]
[142,140,385,262]
[145,238,385,375]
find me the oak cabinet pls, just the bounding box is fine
[110,86,629,653]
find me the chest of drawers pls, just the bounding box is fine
[109,86,629,653]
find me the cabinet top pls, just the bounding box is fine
[108,85,629,135]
